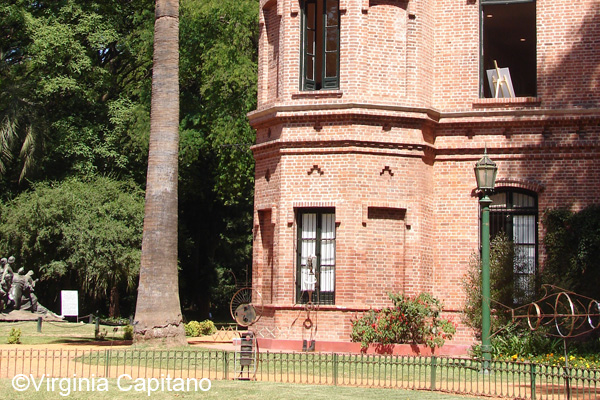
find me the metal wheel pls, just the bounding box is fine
[230,287,263,327]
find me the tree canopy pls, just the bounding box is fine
[0,177,144,315]
[542,205,600,299]
[0,0,258,318]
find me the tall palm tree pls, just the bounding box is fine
[133,0,187,346]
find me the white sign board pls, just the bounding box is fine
[61,290,79,317]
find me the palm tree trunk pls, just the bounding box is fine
[133,0,187,346]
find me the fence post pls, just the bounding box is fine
[530,363,536,400]
[37,317,43,332]
[430,356,437,391]
[333,353,339,386]
[104,350,110,378]
[223,351,229,380]
[95,317,100,339]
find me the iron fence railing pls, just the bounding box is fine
[1,348,598,399]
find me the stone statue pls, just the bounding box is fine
[0,258,8,310]
[1,256,14,289]
[9,268,27,310]
[0,257,49,315]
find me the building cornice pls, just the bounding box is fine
[248,102,600,129]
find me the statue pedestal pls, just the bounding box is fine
[0,309,63,322]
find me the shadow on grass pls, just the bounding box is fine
[45,338,134,346]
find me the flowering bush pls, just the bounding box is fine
[350,292,456,350]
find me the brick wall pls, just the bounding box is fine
[248,0,600,348]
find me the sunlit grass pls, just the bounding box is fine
[0,378,491,400]
[0,321,129,345]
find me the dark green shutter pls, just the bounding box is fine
[322,0,339,89]
[302,0,317,90]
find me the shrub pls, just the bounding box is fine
[470,322,561,359]
[350,292,456,350]
[185,321,202,337]
[199,320,216,335]
[185,320,216,337]
[461,232,519,339]
[123,325,133,340]
[7,328,21,344]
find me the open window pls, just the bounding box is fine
[300,0,340,91]
[481,0,536,98]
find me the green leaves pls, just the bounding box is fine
[0,177,144,313]
[0,0,154,184]
[350,293,456,350]
[542,205,600,299]
[461,233,518,337]
[0,0,259,318]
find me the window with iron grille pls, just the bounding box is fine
[296,209,336,304]
[489,189,538,304]
[300,0,340,91]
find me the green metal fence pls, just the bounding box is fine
[1,348,598,399]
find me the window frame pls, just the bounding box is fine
[488,188,538,304]
[295,208,336,305]
[299,0,340,91]
[479,0,537,98]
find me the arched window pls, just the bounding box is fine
[489,189,538,304]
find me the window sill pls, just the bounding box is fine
[263,304,370,312]
[473,97,541,109]
[291,90,343,100]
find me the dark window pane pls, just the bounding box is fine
[325,52,338,78]
[326,0,339,27]
[325,27,338,51]
[307,3,315,30]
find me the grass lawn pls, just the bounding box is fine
[0,320,128,345]
[0,378,491,399]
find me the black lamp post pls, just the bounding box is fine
[474,149,498,368]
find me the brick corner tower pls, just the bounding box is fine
[247,0,600,348]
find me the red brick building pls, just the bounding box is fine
[247,0,600,349]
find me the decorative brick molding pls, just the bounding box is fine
[472,97,541,109]
[362,203,407,226]
[495,178,545,194]
[291,90,344,100]
[307,164,324,175]
[288,201,340,226]
[380,166,394,176]
[256,205,277,225]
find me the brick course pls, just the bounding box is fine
[249,0,600,347]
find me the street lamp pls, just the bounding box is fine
[474,149,498,369]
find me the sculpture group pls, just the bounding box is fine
[0,256,41,313]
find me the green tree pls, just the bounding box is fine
[542,205,600,298]
[0,177,144,316]
[0,0,154,187]
[177,0,258,319]
[1,0,259,322]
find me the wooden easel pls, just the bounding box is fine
[491,60,514,98]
